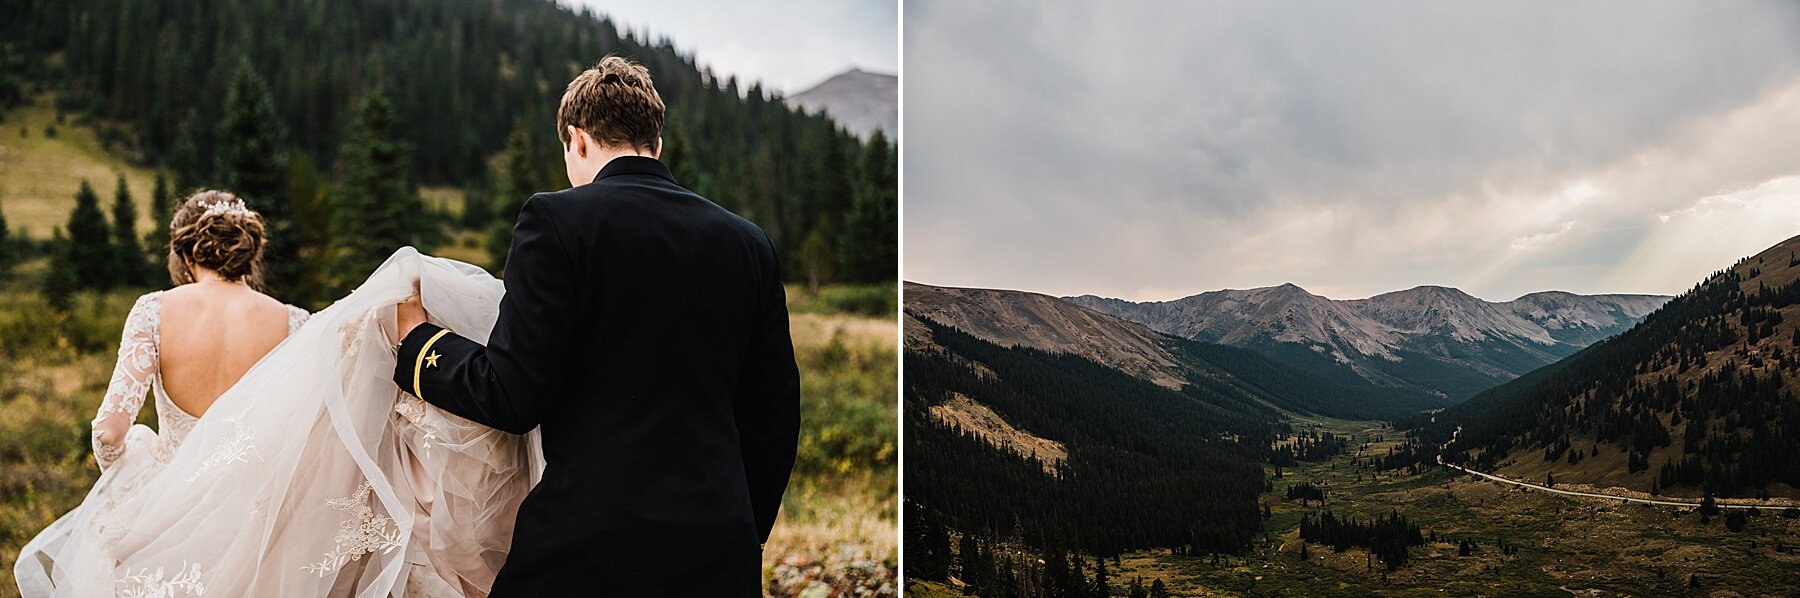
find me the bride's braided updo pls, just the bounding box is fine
[168,190,267,288]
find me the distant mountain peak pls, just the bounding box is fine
[784,68,897,139]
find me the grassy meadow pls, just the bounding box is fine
[0,94,160,237]
[1106,420,1800,597]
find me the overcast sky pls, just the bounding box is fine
[568,0,897,94]
[905,1,1800,302]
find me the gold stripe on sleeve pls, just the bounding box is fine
[413,328,453,400]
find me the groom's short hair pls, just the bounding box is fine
[558,56,665,153]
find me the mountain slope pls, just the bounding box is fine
[1420,234,1800,499]
[906,282,1190,389]
[785,68,897,139]
[1071,285,1669,401]
[907,282,1448,420]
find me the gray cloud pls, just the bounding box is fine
[905,0,1800,301]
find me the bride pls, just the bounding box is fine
[13,191,539,597]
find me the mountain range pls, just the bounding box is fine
[907,282,1445,420]
[785,68,897,139]
[1070,285,1668,401]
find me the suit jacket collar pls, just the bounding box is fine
[592,156,677,185]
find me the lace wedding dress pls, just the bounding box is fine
[14,248,542,597]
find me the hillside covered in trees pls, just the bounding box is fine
[906,318,1274,556]
[1414,235,1800,500]
[0,0,894,306]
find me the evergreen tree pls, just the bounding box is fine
[839,129,896,282]
[330,88,427,292]
[169,108,205,190]
[904,502,930,585]
[460,175,495,230]
[1092,558,1111,597]
[1699,492,1719,524]
[959,534,988,596]
[487,121,540,273]
[1148,579,1169,598]
[798,225,836,293]
[67,180,116,290]
[284,151,333,307]
[42,227,76,312]
[110,174,148,285]
[917,510,953,583]
[147,171,174,278]
[1042,548,1069,598]
[215,57,296,293]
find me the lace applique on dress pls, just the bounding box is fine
[182,414,258,483]
[303,481,404,576]
[393,395,440,458]
[116,561,205,598]
[338,309,373,364]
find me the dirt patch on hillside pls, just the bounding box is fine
[928,393,1066,474]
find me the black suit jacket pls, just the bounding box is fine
[393,157,801,596]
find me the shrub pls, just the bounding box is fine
[788,284,896,318]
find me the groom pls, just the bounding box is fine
[392,57,800,595]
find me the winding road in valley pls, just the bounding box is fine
[1436,427,1789,512]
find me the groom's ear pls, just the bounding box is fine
[651,136,663,159]
[566,125,588,158]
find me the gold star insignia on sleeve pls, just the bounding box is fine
[425,351,442,368]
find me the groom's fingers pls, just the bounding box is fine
[397,293,429,339]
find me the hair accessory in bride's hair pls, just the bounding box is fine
[201,197,255,218]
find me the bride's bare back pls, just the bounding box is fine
[157,282,293,418]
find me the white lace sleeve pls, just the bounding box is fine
[91,292,162,470]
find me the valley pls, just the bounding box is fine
[914,419,1800,597]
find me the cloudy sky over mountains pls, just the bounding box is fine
[904,0,1800,301]
[574,0,897,94]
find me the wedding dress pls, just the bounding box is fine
[14,248,542,597]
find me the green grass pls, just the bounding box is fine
[906,580,963,597]
[1105,420,1800,597]
[0,95,160,239]
[787,283,897,319]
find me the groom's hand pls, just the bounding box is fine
[397,293,428,339]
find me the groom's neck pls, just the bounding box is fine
[574,147,655,186]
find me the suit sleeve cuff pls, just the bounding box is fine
[394,323,447,395]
